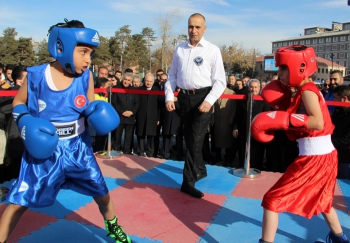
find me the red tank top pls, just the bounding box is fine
[286,82,334,140]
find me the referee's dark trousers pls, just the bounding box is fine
[178,87,212,187]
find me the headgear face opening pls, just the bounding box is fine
[275,45,317,87]
[48,26,100,75]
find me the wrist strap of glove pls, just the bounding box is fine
[12,104,30,125]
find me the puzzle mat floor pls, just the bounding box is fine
[0,155,349,243]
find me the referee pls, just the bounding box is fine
[164,13,226,198]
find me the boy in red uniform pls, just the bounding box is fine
[251,45,348,243]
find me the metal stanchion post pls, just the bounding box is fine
[232,91,261,179]
[0,187,9,202]
[96,86,121,159]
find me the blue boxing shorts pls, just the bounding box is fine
[6,129,109,207]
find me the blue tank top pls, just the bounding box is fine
[27,64,90,123]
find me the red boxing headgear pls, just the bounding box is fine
[275,45,317,87]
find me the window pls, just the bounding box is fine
[300,40,305,44]
[322,68,324,73]
[273,43,277,47]
[319,46,324,51]
[326,45,331,51]
[340,44,345,50]
[278,43,282,47]
[339,61,344,66]
[306,40,311,44]
[313,39,318,44]
[332,45,338,50]
[318,68,320,73]
[293,41,298,44]
[333,36,338,42]
[319,38,324,43]
[340,36,347,41]
[344,24,350,30]
[283,42,288,46]
[288,41,293,45]
[326,69,328,74]
[339,53,345,58]
[326,37,332,43]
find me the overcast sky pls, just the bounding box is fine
[1,0,349,55]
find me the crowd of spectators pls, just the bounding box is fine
[0,62,349,181]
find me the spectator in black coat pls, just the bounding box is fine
[160,74,181,159]
[135,73,160,157]
[331,85,350,179]
[232,79,271,169]
[112,73,140,154]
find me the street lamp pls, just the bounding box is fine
[120,52,123,71]
[330,53,335,71]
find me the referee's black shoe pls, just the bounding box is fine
[181,183,204,198]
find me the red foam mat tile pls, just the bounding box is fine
[0,204,57,243]
[231,171,283,199]
[96,155,164,180]
[66,181,227,243]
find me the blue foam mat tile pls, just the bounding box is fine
[134,161,241,196]
[104,177,128,191]
[30,177,127,218]
[196,166,241,196]
[29,189,94,218]
[17,219,162,243]
[17,219,115,243]
[337,179,350,211]
[133,160,184,188]
[200,196,350,243]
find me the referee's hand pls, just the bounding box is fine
[199,101,212,113]
[166,101,175,111]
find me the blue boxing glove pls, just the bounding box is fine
[13,104,59,159]
[85,101,120,135]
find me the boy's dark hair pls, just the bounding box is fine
[48,18,84,34]
[334,85,350,100]
[95,77,109,88]
[5,64,16,71]
[11,65,27,82]
[124,68,133,74]
[330,70,343,78]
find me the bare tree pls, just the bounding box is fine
[221,42,260,76]
[141,27,156,71]
[154,8,182,70]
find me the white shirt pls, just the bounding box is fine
[164,37,226,105]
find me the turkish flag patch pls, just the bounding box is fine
[74,95,87,108]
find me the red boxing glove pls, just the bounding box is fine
[261,80,292,111]
[251,111,309,143]
[289,113,308,131]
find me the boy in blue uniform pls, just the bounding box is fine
[0,19,132,243]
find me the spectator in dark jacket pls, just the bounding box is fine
[112,73,140,154]
[135,73,160,157]
[331,85,350,179]
[232,79,271,170]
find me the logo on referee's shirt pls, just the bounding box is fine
[194,56,203,66]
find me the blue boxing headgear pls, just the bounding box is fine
[48,26,100,74]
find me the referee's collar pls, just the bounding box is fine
[187,37,207,47]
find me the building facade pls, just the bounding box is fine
[271,21,350,75]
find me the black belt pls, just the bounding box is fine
[180,87,211,95]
